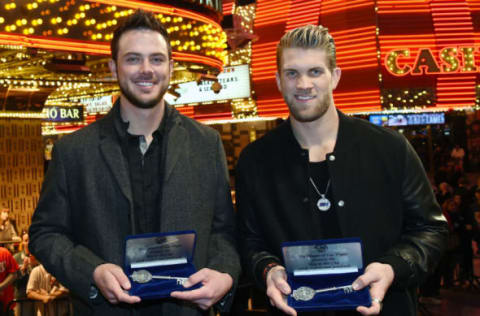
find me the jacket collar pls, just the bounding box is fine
[279,110,361,156]
[333,111,361,154]
[97,100,186,204]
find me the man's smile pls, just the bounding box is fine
[295,94,316,101]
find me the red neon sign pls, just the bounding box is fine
[385,46,479,76]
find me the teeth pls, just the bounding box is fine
[296,95,313,100]
[137,82,153,87]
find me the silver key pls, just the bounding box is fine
[292,285,354,301]
[130,269,188,285]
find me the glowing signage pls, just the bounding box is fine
[385,47,478,76]
[45,106,84,122]
[81,96,113,114]
[194,0,222,13]
[166,64,251,105]
[369,112,445,126]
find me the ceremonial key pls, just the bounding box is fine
[291,285,354,301]
[130,269,188,285]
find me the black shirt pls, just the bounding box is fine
[308,160,342,239]
[114,107,167,234]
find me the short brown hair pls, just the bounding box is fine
[110,9,172,61]
[276,25,336,71]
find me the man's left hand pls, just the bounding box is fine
[352,262,394,316]
[170,268,233,310]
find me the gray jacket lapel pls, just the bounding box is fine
[163,105,187,183]
[98,107,133,206]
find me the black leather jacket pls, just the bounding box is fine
[236,112,448,316]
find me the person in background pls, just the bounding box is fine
[13,230,36,316]
[29,9,240,316]
[469,189,480,256]
[27,263,69,316]
[452,193,476,287]
[0,246,18,315]
[436,182,452,206]
[0,209,19,246]
[441,198,463,288]
[236,25,448,316]
[43,139,54,173]
[451,144,465,173]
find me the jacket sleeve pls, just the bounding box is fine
[206,133,242,312]
[236,150,282,290]
[29,143,105,302]
[378,137,448,289]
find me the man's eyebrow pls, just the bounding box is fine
[122,52,141,57]
[121,52,167,58]
[150,53,167,58]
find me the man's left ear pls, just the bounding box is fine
[170,59,174,76]
[331,67,341,90]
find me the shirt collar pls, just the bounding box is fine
[113,100,169,141]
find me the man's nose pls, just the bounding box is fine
[139,60,153,74]
[296,75,313,89]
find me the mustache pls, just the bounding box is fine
[133,75,156,81]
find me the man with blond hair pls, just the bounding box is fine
[236,25,448,316]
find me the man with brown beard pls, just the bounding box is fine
[236,25,448,316]
[29,10,240,316]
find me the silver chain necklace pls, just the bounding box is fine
[309,177,331,211]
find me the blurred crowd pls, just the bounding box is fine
[0,209,70,316]
[419,143,480,305]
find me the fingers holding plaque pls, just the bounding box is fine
[281,238,372,312]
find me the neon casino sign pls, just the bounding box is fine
[385,47,479,76]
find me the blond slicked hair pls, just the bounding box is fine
[276,25,336,72]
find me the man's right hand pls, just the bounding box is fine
[266,265,296,316]
[93,263,141,305]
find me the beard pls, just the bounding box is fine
[284,90,332,123]
[117,74,169,109]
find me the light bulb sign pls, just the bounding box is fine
[81,96,113,114]
[369,112,445,127]
[165,64,251,105]
[385,46,479,76]
[44,106,84,122]
[194,0,222,13]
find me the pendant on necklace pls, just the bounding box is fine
[317,195,331,211]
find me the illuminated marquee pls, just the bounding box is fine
[194,0,222,13]
[166,64,251,105]
[45,106,84,122]
[385,47,479,76]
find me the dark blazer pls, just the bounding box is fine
[236,112,448,316]
[29,103,241,316]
